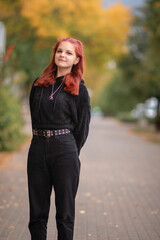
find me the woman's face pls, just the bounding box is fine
[55,41,79,71]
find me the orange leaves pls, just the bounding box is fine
[20,0,70,38]
[72,0,102,34]
[21,0,54,17]
[5,0,132,92]
[102,2,132,56]
[1,0,131,64]
[19,0,131,64]
[0,1,20,18]
[20,0,78,38]
[8,225,15,229]
[154,2,160,8]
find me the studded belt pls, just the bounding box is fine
[32,128,70,138]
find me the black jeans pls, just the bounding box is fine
[27,132,81,240]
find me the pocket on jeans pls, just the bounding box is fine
[55,133,75,144]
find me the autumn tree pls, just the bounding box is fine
[144,0,160,129]
[1,0,131,94]
[20,0,131,89]
[0,0,132,150]
[99,0,160,130]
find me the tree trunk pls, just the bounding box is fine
[155,96,160,131]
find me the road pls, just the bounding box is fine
[0,116,160,240]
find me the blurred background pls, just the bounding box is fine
[0,0,160,152]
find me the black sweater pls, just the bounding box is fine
[29,76,91,156]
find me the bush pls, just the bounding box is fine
[0,85,24,151]
[116,112,138,123]
[98,72,139,116]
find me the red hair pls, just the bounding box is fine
[34,37,84,95]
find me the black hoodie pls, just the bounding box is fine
[29,76,91,156]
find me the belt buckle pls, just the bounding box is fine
[33,129,37,136]
[46,130,51,138]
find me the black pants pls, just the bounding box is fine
[27,132,81,240]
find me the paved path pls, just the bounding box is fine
[0,116,160,240]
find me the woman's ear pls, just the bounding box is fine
[74,57,80,65]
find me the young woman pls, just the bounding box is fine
[27,37,91,240]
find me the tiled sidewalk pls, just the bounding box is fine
[0,117,160,240]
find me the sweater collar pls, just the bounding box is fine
[56,75,64,81]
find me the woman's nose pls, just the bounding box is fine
[60,51,65,57]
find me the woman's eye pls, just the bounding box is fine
[56,50,72,55]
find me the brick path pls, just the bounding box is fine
[0,115,160,240]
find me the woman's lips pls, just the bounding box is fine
[58,59,66,62]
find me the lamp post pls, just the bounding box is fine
[0,21,6,74]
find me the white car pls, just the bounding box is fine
[130,103,145,119]
[144,97,158,119]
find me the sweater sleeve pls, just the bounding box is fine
[73,83,91,156]
[29,77,39,111]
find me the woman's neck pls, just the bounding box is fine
[56,68,72,77]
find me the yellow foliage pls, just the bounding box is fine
[155,2,160,8]
[101,2,131,56]
[0,1,20,17]
[0,0,131,91]
[20,0,74,38]
[20,0,103,38]
[20,0,131,60]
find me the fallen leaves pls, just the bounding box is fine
[79,210,85,214]
[107,192,112,197]
[133,202,139,207]
[8,187,14,192]
[8,225,14,229]
[151,210,158,215]
[103,211,107,216]
[13,203,19,207]
[84,192,91,197]
[110,201,115,206]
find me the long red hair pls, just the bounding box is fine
[34,37,84,95]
